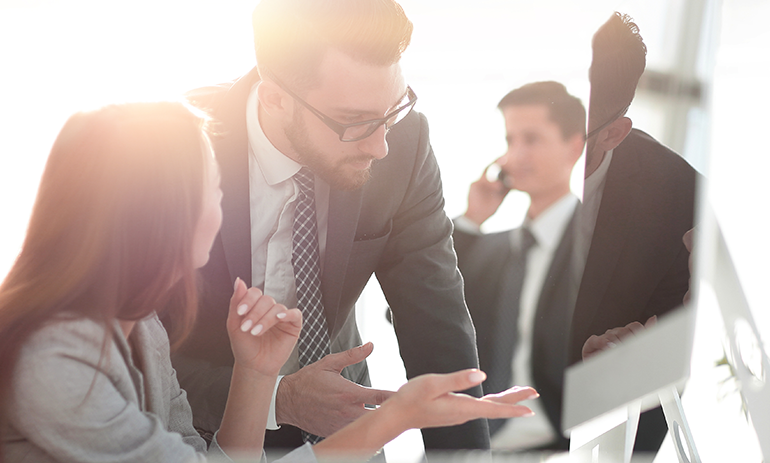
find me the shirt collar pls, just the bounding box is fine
[522,193,579,251]
[246,82,302,186]
[584,148,614,202]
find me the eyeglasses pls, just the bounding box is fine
[268,74,417,142]
[585,103,630,139]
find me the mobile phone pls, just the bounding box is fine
[485,162,514,190]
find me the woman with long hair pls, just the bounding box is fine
[0,102,536,463]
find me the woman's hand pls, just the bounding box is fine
[226,277,301,376]
[313,369,536,459]
[381,369,537,431]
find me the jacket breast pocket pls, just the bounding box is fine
[346,220,392,282]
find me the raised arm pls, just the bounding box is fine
[215,278,301,456]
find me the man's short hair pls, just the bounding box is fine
[252,0,413,89]
[497,81,586,140]
[588,12,647,126]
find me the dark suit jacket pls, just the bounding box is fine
[171,68,489,450]
[567,128,698,451]
[454,208,577,450]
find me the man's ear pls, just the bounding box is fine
[257,80,294,123]
[566,132,587,163]
[595,116,632,152]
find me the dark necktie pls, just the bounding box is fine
[488,226,537,433]
[292,167,330,444]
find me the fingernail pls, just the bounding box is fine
[237,304,248,316]
[276,312,286,319]
[523,411,535,417]
[607,342,617,348]
[469,371,486,383]
[234,277,241,291]
[526,393,540,400]
[240,319,253,332]
[250,324,263,336]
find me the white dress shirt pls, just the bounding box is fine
[572,149,614,292]
[245,83,331,429]
[490,193,578,450]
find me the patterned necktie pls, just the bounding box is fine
[291,167,330,444]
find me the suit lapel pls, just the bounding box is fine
[574,141,642,329]
[212,69,262,284]
[322,188,363,336]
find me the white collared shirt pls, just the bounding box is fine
[245,83,331,429]
[491,193,578,450]
[572,149,614,291]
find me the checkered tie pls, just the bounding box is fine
[292,167,330,444]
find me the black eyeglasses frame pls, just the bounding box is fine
[267,72,417,142]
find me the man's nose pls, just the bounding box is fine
[357,124,389,160]
[503,143,526,163]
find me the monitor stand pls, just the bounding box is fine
[568,386,700,463]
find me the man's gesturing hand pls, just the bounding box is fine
[275,342,395,437]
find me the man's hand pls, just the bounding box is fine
[275,342,395,437]
[463,163,509,226]
[582,316,657,360]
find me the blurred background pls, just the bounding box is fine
[0,0,767,461]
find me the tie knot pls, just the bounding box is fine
[519,226,537,253]
[294,167,315,195]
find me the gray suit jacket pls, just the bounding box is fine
[3,314,323,463]
[4,315,208,463]
[172,68,489,450]
[454,209,577,449]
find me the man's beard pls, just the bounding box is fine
[285,112,374,191]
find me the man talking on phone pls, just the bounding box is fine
[453,81,585,450]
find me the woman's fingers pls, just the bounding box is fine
[446,385,537,420]
[239,295,284,334]
[246,302,297,336]
[228,279,303,338]
[414,369,487,398]
[469,401,534,420]
[229,277,249,311]
[484,385,539,404]
[276,307,303,330]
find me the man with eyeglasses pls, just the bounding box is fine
[170,0,489,453]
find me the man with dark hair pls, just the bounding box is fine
[171,0,488,452]
[570,12,698,451]
[453,81,585,450]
